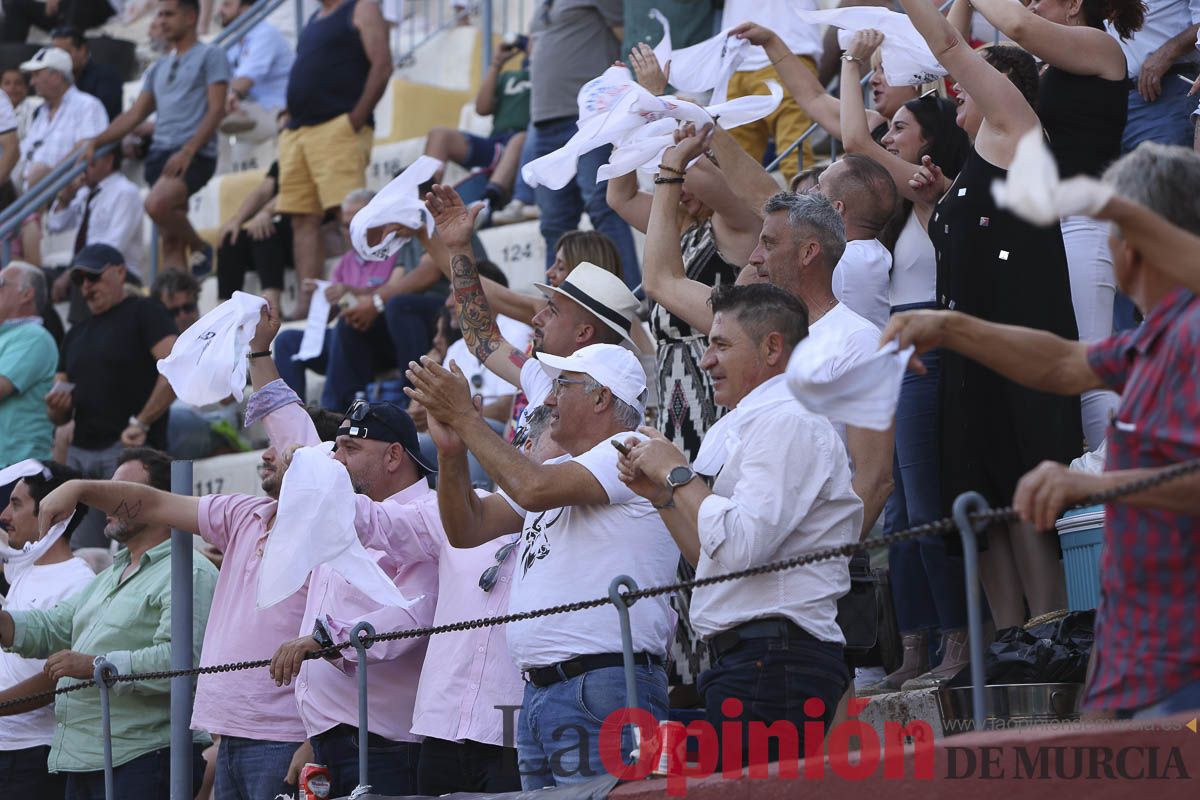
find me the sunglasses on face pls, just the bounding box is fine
[479,539,519,592]
[166,302,198,316]
[70,268,110,287]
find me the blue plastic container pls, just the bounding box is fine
[1056,505,1105,611]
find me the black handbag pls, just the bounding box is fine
[836,552,902,670]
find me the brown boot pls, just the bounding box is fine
[860,631,929,695]
[902,628,970,690]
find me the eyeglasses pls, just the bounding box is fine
[478,539,519,592]
[167,57,179,85]
[70,267,110,286]
[166,302,198,316]
[552,377,590,397]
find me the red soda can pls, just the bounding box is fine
[299,763,331,800]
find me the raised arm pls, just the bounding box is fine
[37,479,202,537]
[425,185,529,387]
[708,125,781,221]
[606,170,654,233]
[1099,194,1200,296]
[898,0,1039,164]
[421,226,543,324]
[969,0,1127,80]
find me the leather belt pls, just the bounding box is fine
[523,652,663,688]
[707,617,818,661]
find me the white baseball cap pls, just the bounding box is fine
[536,343,648,415]
[534,262,640,344]
[20,47,73,80]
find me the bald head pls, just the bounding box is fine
[817,155,899,238]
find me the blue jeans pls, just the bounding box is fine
[1121,72,1197,152]
[274,327,332,401]
[214,736,300,800]
[320,292,446,411]
[531,116,641,290]
[697,634,848,770]
[513,122,536,205]
[516,664,668,790]
[311,725,420,798]
[64,744,205,800]
[0,745,63,798]
[884,333,967,635]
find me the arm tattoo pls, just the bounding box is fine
[451,253,508,363]
[113,499,143,521]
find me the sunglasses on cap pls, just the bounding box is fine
[338,398,402,442]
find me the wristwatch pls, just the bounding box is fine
[127,415,149,432]
[372,293,385,313]
[654,465,697,509]
[312,617,334,650]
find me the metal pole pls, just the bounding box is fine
[295,0,305,38]
[93,656,118,800]
[170,460,194,800]
[951,491,990,732]
[607,576,642,764]
[481,0,494,81]
[350,621,377,795]
[150,225,160,285]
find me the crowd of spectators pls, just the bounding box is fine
[1,0,1200,798]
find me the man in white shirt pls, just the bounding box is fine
[47,147,146,279]
[0,91,18,193]
[0,462,97,798]
[721,0,824,182]
[217,0,295,143]
[815,154,898,330]
[17,47,107,190]
[617,283,860,770]
[751,191,893,538]
[1111,0,1200,151]
[407,342,679,791]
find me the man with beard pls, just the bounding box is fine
[0,448,217,799]
[20,400,339,797]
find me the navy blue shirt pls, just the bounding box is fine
[286,0,372,129]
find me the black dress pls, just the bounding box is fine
[930,150,1083,513]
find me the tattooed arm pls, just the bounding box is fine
[425,184,528,387]
[36,480,202,537]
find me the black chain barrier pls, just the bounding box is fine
[3,457,1198,711]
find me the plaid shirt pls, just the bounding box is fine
[1085,287,1200,711]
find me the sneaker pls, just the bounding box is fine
[521,202,541,220]
[491,199,529,225]
[473,199,493,230]
[188,244,214,278]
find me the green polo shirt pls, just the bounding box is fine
[0,319,57,468]
[8,538,219,772]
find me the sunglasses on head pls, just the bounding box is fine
[339,399,402,441]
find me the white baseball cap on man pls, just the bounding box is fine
[536,343,648,416]
[533,262,640,344]
[20,47,73,80]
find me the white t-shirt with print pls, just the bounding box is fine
[502,434,680,670]
[0,557,95,749]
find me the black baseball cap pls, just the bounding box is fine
[71,243,126,273]
[339,399,437,475]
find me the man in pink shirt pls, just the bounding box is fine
[26,407,341,799]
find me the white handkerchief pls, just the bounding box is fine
[786,338,914,431]
[1,517,74,569]
[157,291,266,406]
[293,280,332,362]
[523,85,649,190]
[792,7,946,87]
[349,156,442,261]
[652,23,750,104]
[0,458,50,489]
[257,444,418,610]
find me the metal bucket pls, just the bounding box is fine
[939,683,1083,732]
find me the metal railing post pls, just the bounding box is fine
[607,575,642,765]
[951,491,990,732]
[150,224,160,284]
[295,0,305,37]
[350,621,377,796]
[170,460,194,800]
[481,0,494,80]
[93,656,118,800]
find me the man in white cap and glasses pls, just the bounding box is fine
[405,343,680,790]
[18,46,107,190]
[423,184,642,436]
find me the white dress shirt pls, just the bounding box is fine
[692,375,861,642]
[20,86,107,185]
[47,171,146,278]
[1108,0,1200,78]
[831,238,893,330]
[226,21,295,110]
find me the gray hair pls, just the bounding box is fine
[1104,144,1200,237]
[762,191,846,269]
[342,188,376,210]
[5,261,46,312]
[584,376,645,430]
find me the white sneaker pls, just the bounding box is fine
[491,200,527,225]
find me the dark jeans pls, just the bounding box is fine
[274,327,331,401]
[214,735,300,800]
[697,633,848,771]
[320,292,445,411]
[0,745,64,799]
[883,328,967,636]
[64,744,205,800]
[531,116,640,290]
[416,737,520,796]
[311,725,420,798]
[1,0,113,41]
[217,218,292,298]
